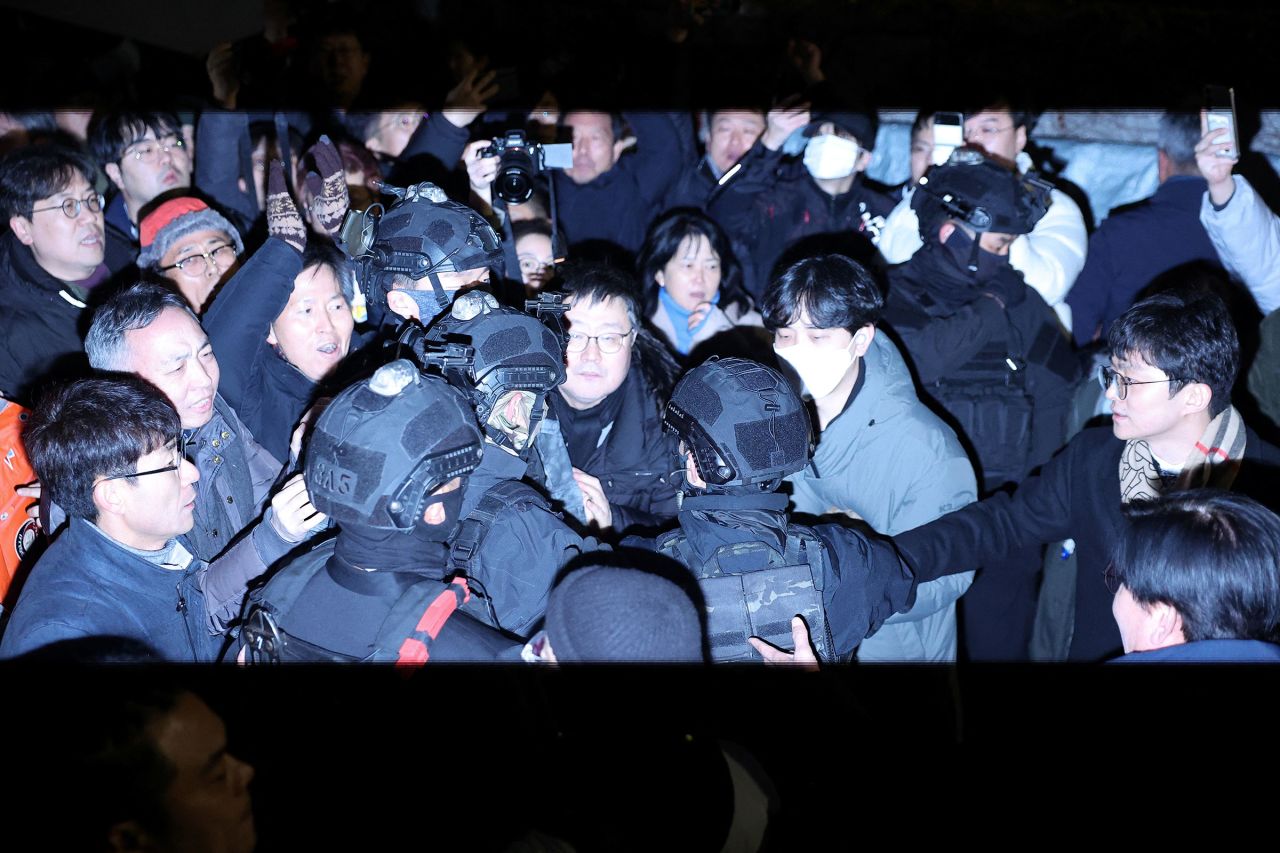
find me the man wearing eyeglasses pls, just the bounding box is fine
[530,264,680,536]
[874,98,1088,333]
[87,110,193,273]
[889,290,1280,661]
[0,377,276,660]
[0,144,108,404]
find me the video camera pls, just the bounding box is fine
[480,130,572,206]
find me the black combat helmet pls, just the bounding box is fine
[663,356,813,493]
[425,291,567,453]
[338,181,505,321]
[911,148,1052,239]
[305,359,484,532]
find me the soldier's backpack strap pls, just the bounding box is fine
[449,480,551,576]
[447,480,551,629]
[655,528,696,569]
[239,550,338,664]
[375,577,473,665]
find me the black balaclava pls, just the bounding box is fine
[332,487,465,573]
[939,225,1011,282]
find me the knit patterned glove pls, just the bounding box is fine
[303,134,349,238]
[266,158,306,253]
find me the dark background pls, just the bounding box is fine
[1,0,1276,111]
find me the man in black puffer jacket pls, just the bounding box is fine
[0,145,110,404]
[530,263,681,539]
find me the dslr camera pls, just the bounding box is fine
[480,130,572,205]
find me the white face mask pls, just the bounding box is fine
[803,134,860,180]
[773,338,855,398]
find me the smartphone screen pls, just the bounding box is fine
[1204,85,1239,161]
[932,112,964,166]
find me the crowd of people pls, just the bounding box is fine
[2,5,1280,680]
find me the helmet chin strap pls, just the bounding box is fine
[426,271,451,312]
[966,233,982,274]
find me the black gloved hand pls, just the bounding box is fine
[982,263,1028,310]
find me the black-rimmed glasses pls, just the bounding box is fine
[565,328,636,355]
[101,462,181,482]
[1096,365,1179,401]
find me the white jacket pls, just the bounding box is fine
[875,153,1089,332]
[1200,174,1280,315]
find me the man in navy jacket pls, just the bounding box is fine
[0,378,283,660]
[1066,111,1222,346]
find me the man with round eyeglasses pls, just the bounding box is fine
[136,197,244,314]
[0,144,109,403]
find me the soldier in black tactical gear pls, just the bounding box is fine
[416,290,603,638]
[882,149,1083,660]
[625,356,917,662]
[337,181,507,330]
[236,359,517,663]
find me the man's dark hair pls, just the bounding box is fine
[560,110,629,144]
[511,216,554,245]
[911,110,937,139]
[87,109,183,168]
[86,282,199,371]
[559,260,645,330]
[1113,490,1280,644]
[0,143,98,220]
[559,261,681,406]
[959,94,1032,131]
[1157,110,1202,172]
[637,207,752,318]
[1107,289,1239,416]
[24,376,181,521]
[301,239,357,304]
[761,254,884,333]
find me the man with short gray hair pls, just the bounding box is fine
[1065,109,1223,347]
[87,282,321,566]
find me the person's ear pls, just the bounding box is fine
[938,221,957,244]
[1180,381,1212,416]
[1147,601,1185,649]
[266,324,279,347]
[1014,124,1027,155]
[855,147,872,173]
[655,269,665,288]
[851,323,875,358]
[385,289,421,322]
[93,477,128,520]
[613,134,637,162]
[104,162,125,193]
[8,215,34,246]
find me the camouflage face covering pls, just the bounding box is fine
[486,389,542,451]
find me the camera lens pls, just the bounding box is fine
[496,167,533,205]
[495,144,537,205]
